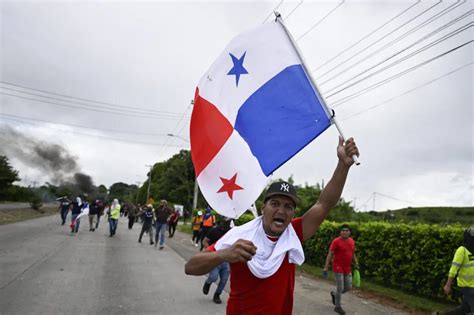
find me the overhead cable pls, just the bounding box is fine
[262,0,284,24]
[0,92,189,120]
[330,40,473,107]
[319,1,468,85]
[325,20,473,98]
[284,0,304,21]
[0,80,176,116]
[316,0,446,79]
[0,116,184,147]
[0,86,186,119]
[341,62,473,121]
[296,0,345,42]
[0,113,168,136]
[313,0,422,72]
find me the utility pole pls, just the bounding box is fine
[135,181,141,204]
[145,164,152,204]
[373,192,376,211]
[353,197,357,211]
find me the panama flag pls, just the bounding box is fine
[190,20,331,218]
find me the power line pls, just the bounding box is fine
[375,192,417,205]
[283,0,303,21]
[312,0,422,72]
[316,0,445,79]
[0,113,168,137]
[296,0,345,42]
[262,0,284,24]
[0,86,186,119]
[0,116,185,147]
[325,20,473,98]
[0,92,189,120]
[0,80,178,116]
[319,1,468,85]
[330,40,473,107]
[341,62,473,121]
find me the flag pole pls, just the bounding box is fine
[274,12,360,165]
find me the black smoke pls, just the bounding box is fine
[0,125,96,195]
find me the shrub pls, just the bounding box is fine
[303,221,464,300]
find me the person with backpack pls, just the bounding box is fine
[138,204,154,245]
[199,206,216,251]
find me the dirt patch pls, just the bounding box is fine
[0,206,57,225]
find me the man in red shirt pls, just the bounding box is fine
[185,137,359,315]
[323,224,359,315]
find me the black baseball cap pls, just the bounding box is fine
[264,181,299,206]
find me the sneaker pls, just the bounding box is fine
[331,291,335,305]
[334,306,345,315]
[150,242,154,245]
[213,293,222,304]
[202,282,211,295]
[194,243,198,247]
[159,246,164,250]
[138,240,142,243]
[154,242,158,247]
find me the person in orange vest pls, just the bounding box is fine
[198,206,216,251]
[191,211,203,247]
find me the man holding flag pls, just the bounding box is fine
[185,15,360,315]
[186,137,358,314]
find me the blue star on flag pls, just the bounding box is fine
[227,52,249,87]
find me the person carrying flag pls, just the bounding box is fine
[185,136,359,314]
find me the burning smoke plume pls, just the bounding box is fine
[0,125,95,193]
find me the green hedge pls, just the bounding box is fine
[303,221,464,300]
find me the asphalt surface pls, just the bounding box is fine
[0,214,407,314]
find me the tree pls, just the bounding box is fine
[0,156,20,200]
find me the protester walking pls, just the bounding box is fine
[168,209,179,238]
[185,137,359,315]
[58,196,71,226]
[95,200,104,230]
[88,200,99,231]
[138,204,154,245]
[191,211,203,247]
[201,218,232,304]
[154,200,172,250]
[324,224,359,315]
[444,228,474,314]
[108,199,120,237]
[128,204,137,230]
[199,206,216,251]
[70,197,83,233]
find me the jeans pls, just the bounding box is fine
[155,222,167,246]
[60,209,68,225]
[333,272,352,307]
[109,218,118,235]
[206,262,230,295]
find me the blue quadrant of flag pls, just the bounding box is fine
[234,64,331,176]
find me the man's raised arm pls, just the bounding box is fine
[301,137,359,241]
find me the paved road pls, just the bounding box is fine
[0,215,407,314]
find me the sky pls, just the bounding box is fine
[0,0,472,212]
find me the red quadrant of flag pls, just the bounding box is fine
[190,88,234,177]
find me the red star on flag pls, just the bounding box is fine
[217,173,244,199]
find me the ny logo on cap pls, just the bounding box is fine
[280,183,290,192]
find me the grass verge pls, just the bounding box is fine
[298,263,457,314]
[0,206,58,225]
